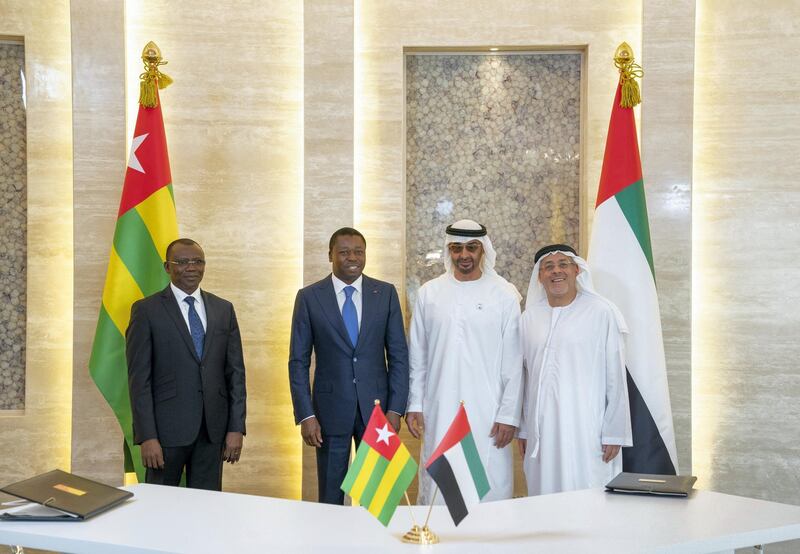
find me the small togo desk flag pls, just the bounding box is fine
[426,404,490,526]
[341,403,418,526]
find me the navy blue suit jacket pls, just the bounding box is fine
[288,274,409,435]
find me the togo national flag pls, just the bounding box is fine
[89,87,178,482]
[341,405,417,526]
[587,82,678,474]
[425,404,490,526]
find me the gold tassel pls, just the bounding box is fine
[613,42,643,108]
[138,41,173,108]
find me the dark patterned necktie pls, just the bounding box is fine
[184,296,205,358]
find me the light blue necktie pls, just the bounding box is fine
[184,296,205,359]
[342,285,359,348]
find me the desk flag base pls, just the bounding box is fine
[402,525,439,545]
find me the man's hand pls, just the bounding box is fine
[141,438,164,469]
[301,416,323,447]
[223,432,244,463]
[518,438,527,459]
[602,444,621,463]
[386,412,402,433]
[489,422,516,448]
[405,412,423,439]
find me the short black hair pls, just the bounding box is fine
[328,227,366,254]
[165,238,202,261]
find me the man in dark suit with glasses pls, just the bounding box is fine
[126,237,247,490]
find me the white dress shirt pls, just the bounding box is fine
[170,282,207,333]
[331,274,362,329]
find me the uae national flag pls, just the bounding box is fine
[341,405,417,526]
[587,82,678,474]
[89,89,178,482]
[425,405,489,526]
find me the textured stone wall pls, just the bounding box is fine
[406,53,581,303]
[0,43,26,410]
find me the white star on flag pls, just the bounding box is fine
[127,133,149,173]
[375,423,395,445]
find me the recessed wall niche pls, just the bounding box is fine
[405,51,581,305]
[0,39,26,410]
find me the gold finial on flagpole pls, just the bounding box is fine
[138,41,173,108]
[613,42,643,108]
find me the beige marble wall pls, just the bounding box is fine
[70,0,127,485]
[693,0,800,518]
[641,0,695,475]
[301,0,354,501]
[0,0,73,482]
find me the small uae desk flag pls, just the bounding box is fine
[425,404,490,526]
[587,42,678,474]
[341,403,417,526]
[89,42,178,483]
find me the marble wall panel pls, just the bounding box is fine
[405,53,581,304]
[69,0,127,485]
[641,0,695,475]
[0,0,73,483]
[0,41,26,410]
[694,4,800,551]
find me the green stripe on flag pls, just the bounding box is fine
[461,432,490,498]
[614,179,656,280]
[113,208,169,294]
[89,306,144,477]
[341,444,370,492]
[376,457,417,526]
[358,456,390,507]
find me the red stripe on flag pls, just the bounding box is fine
[426,404,470,467]
[118,96,173,216]
[595,84,643,208]
[361,405,400,459]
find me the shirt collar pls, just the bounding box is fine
[331,273,363,295]
[170,282,203,304]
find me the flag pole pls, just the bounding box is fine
[423,487,438,528]
[404,491,418,527]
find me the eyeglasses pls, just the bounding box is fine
[540,260,574,272]
[167,259,206,267]
[448,242,482,254]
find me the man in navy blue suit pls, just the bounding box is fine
[289,227,409,504]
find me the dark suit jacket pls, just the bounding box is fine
[289,274,409,435]
[126,286,247,447]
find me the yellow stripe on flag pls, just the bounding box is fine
[135,186,178,260]
[349,448,380,503]
[102,246,144,334]
[368,446,411,516]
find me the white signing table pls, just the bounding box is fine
[2,484,800,553]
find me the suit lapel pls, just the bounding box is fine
[313,276,353,351]
[160,286,201,362]
[200,290,215,361]
[356,275,381,353]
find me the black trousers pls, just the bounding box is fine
[316,408,366,504]
[145,416,224,491]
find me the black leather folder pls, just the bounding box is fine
[605,472,697,497]
[0,469,133,521]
